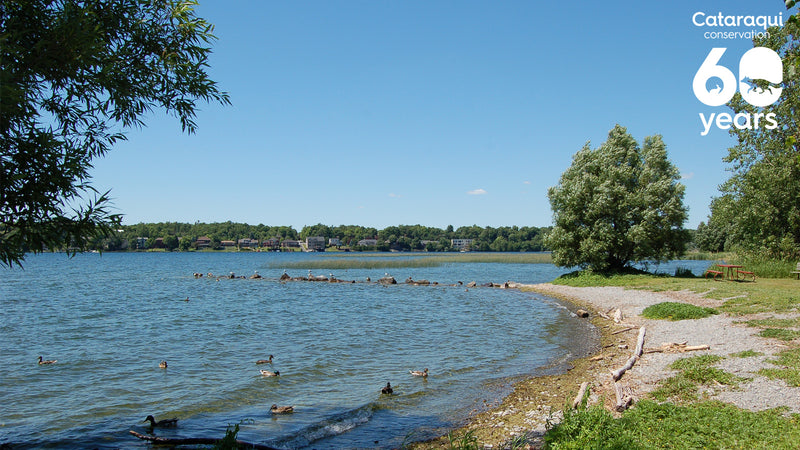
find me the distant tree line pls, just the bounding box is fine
[93,222,551,252]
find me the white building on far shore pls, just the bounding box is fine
[451,238,474,251]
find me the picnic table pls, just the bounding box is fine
[717,264,742,280]
[708,264,755,281]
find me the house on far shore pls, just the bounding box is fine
[357,238,378,247]
[306,236,326,252]
[238,238,258,248]
[262,238,280,249]
[195,236,212,249]
[451,238,474,251]
[329,237,341,247]
[220,240,236,247]
[282,239,301,249]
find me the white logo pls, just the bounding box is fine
[694,47,782,135]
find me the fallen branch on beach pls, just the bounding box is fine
[128,430,281,449]
[611,326,635,335]
[611,326,646,382]
[614,382,634,412]
[572,381,590,409]
[644,342,711,354]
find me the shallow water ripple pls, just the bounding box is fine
[0,253,711,449]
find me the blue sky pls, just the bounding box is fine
[90,0,794,230]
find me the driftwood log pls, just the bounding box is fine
[611,326,635,335]
[644,342,711,354]
[129,430,281,450]
[572,381,590,409]
[614,382,634,412]
[611,326,646,382]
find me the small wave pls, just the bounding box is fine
[272,403,380,449]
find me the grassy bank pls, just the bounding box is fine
[552,271,800,316]
[542,274,800,449]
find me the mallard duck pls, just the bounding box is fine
[410,368,428,377]
[38,356,56,365]
[158,360,168,369]
[260,369,280,377]
[144,415,178,427]
[256,355,274,364]
[381,382,393,394]
[270,404,294,414]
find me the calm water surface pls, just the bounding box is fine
[0,253,711,449]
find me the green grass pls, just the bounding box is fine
[745,317,800,328]
[550,267,660,287]
[545,400,800,449]
[672,266,696,278]
[269,252,553,270]
[730,349,764,358]
[680,251,734,261]
[548,271,800,317]
[727,255,799,278]
[545,400,800,450]
[641,302,719,321]
[446,429,479,450]
[650,355,749,403]
[759,348,800,387]
[758,328,800,341]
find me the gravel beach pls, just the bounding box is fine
[415,283,800,449]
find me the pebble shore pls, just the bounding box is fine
[413,283,800,449]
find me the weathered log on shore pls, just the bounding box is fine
[644,342,711,354]
[572,381,590,409]
[611,326,635,335]
[128,430,282,449]
[611,326,646,382]
[614,381,634,411]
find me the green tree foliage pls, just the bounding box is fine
[91,221,549,253]
[695,221,727,253]
[0,0,230,267]
[708,13,800,260]
[546,125,690,270]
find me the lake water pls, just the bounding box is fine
[0,253,712,449]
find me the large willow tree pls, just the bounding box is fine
[546,125,689,271]
[0,0,230,267]
[705,9,800,260]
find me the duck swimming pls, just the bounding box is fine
[38,356,56,365]
[410,368,428,377]
[381,382,393,394]
[270,404,294,414]
[159,360,168,369]
[256,355,274,364]
[144,415,178,427]
[260,369,280,377]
